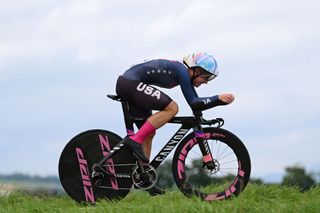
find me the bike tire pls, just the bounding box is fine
[58,129,136,204]
[172,127,251,201]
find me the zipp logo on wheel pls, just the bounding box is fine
[75,147,95,203]
[99,134,119,190]
[136,83,161,100]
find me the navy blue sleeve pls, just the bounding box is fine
[170,62,227,111]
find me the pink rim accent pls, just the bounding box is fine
[205,194,226,201]
[177,138,197,179]
[179,153,186,161]
[230,185,236,193]
[211,133,226,138]
[225,189,231,197]
[204,133,211,139]
[238,161,245,177]
[177,160,184,179]
[181,138,196,155]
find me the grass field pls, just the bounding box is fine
[1,184,320,213]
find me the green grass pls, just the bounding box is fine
[1,184,320,213]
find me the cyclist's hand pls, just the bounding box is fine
[218,94,235,104]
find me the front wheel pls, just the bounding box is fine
[172,127,251,201]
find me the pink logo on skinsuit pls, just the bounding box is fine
[99,134,119,190]
[75,147,95,203]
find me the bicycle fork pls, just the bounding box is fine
[194,126,216,171]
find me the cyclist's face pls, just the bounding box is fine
[193,68,210,87]
[193,75,208,87]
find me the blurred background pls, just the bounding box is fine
[1,0,319,194]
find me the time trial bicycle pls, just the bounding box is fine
[58,94,251,204]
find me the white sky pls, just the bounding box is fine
[1,0,320,182]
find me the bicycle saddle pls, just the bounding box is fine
[107,94,123,101]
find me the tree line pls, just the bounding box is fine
[0,173,59,183]
[156,160,319,192]
[1,161,318,194]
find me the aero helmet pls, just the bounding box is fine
[183,52,218,81]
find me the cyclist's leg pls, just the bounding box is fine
[130,109,170,160]
[133,117,164,196]
[129,101,178,146]
[132,101,178,159]
[133,101,178,159]
[146,101,178,129]
[142,132,155,159]
[140,101,178,158]
[132,114,165,196]
[116,76,177,162]
[128,106,154,159]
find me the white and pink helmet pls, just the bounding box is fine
[183,52,218,81]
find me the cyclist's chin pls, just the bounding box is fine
[193,82,200,87]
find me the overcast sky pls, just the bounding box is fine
[1,0,319,182]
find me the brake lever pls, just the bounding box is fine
[216,118,224,127]
[206,118,224,127]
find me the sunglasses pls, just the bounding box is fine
[199,74,216,81]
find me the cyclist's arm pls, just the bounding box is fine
[186,85,228,111]
[189,94,228,111]
[175,65,228,111]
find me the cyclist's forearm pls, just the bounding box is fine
[190,95,228,111]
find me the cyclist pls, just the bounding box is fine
[116,52,234,194]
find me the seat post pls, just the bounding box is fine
[120,101,135,136]
[107,94,135,136]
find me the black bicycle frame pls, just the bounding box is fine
[150,118,195,169]
[96,95,223,170]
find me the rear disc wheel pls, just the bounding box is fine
[58,129,136,204]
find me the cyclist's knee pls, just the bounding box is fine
[166,101,179,116]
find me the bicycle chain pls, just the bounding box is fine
[101,163,137,168]
[97,185,133,191]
